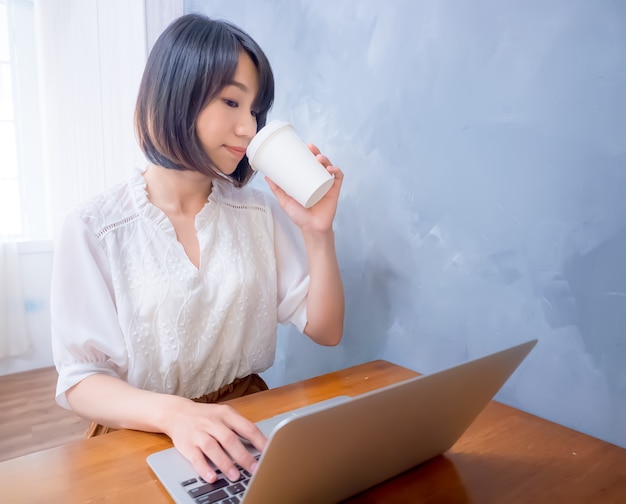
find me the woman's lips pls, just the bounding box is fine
[225,146,247,158]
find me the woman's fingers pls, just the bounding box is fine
[307,143,320,156]
[184,443,220,483]
[308,143,333,169]
[198,426,243,481]
[171,403,267,483]
[265,176,300,211]
[225,408,267,456]
[204,405,264,480]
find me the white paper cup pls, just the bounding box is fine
[246,120,334,208]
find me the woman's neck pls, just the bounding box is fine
[143,164,213,216]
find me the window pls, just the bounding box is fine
[0,0,19,235]
[0,0,46,239]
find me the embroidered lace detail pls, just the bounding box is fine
[222,201,268,213]
[95,214,140,239]
[53,167,308,402]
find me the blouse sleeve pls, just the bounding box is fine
[50,211,128,409]
[269,198,310,332]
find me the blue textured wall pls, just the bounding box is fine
[185,0,626,448]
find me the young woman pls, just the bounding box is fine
[50,13,344,484]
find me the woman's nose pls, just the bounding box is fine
[235,112,257,138]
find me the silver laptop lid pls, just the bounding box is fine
[243,339,536,503]
[148,339,537,503]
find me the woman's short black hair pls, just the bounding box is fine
[135,14,274,186]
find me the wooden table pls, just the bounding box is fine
[1,360,625,503]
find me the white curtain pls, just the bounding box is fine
[0,1,183,360]
[34,0,184,239]
[0,0,33,359]
[35,0,150,238]
[0,241,31,358]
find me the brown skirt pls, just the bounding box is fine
[85,374,269,438]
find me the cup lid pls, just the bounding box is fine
[246,119,291,164]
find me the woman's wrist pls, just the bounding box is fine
[153,393,191,436]
[302,228,335,250]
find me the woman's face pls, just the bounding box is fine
[196,51,260,176]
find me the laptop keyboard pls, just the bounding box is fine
[179,454,260,503]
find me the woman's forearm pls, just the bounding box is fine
[65,373,186,434]
[302,229,345,345]
[66,373,267,482]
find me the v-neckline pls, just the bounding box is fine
[130,168,219,272]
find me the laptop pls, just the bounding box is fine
[148,339,537,503]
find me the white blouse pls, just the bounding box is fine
[51,168,309,409]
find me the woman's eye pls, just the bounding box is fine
[223,99,238,108]
[251,110,258,118]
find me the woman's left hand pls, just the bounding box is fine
[265,144,343,233]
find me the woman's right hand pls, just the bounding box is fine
[164,397,267,483]
[65,374,265,483]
